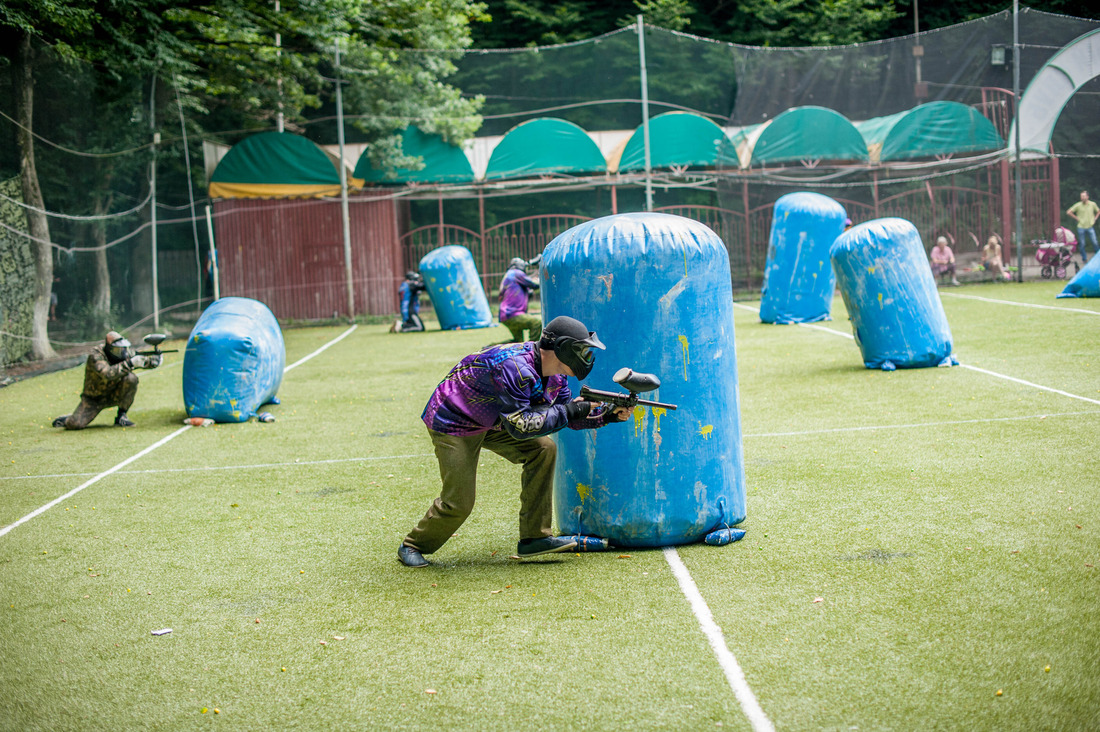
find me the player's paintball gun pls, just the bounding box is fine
[579,368,678,411]
[136,334,178,357]
[525,253,542,270]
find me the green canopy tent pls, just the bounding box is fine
[209,131,355,199]
[733,107,868,168]
[354,126,475,184]
[484,118,606,181]
[613,112,730,172]
[856,101,1005,163]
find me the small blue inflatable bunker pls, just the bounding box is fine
[542,213,747,548]
[830,218,957,371]
[760,192,847,324]
[182,297,285,422]
[418,245,493,330]
[1056,251,1100,298]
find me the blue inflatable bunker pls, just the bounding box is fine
[542,213,747,548]
[760,192,847,324]
[830,218,957,370]
[1056,251,1100,298]
[182,297,285,422]
[418,245,493,330]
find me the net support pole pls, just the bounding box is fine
[637,15,653,212]
[205,204,220,301]
[1012,0,1023,282]
[149,75,161,333]
[334,39,355,319]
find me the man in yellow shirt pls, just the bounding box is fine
[1067,190,1100,264]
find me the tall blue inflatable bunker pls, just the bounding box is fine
[182,297,285,422]
[1056,252,1100,298]
[830,218,957,371]
[542,213,747,548]
[418,245,493,330]
[760,192,847,324]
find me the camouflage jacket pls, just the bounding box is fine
[81,345,135,400]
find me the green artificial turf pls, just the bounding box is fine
[1,280,1097,730]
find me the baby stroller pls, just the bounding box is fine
[1033,226,1079,279]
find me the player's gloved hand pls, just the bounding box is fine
[565,400,592,421]
[130,354,161,369]
[606,406,632,422]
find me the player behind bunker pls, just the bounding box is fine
[541,212,747,548]
[829,217,958,371]
[418,245,493,330]
[183,296,286,422]
[759,192,847,324]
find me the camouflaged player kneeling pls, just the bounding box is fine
[52,331,162,430]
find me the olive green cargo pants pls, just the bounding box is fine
[403,428,556,554]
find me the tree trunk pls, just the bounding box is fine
[16,32,57,360]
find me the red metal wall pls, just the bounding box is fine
[212,195,401,320]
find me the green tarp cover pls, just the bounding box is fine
[210,132,339,185]
[354,126,474,184]
[617,112,729,172]
[485,118,606,180]
[743,107,868,166]
[856,101,1004,162]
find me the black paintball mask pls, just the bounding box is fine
[539,315,605,380]
[508,257,527,270]
[104,331,133,364]
[405,271,422,283]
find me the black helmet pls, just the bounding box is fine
[509,257,526,270]
[104,330,132,364]
[405,271,422,282]
[539,315,605,379]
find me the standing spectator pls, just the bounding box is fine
[930,236,959,286]
[981,234,1009,281]
[1066,190,1099,264]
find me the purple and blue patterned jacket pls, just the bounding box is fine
[498,269,539,322]
[422,342,605,438]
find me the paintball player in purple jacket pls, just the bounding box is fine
[398,315,629,568]
[498,257,541,343]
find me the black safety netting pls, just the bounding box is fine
[3,7,1100,369]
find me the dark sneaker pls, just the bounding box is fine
[52,415,69,428]
[397,544,430,568]
[114,413,135,428]
[516,536,579,558]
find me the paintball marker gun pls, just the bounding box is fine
[136,333,178,357]
[579,368,678,412]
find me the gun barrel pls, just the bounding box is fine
[636,397,678,411]
[136,348,179,355]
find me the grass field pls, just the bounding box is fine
[1,280,1098,730]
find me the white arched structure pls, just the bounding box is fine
[1011,28,1100,158]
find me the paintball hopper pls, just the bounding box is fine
[612,367,661,394]
[137,333,179,356]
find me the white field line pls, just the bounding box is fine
[664,548,775,732]
[8,408,1100,483]
[1,325,359,537]
[0,453,436,482]
[940,291,1100,315]
[0,427,191,537]
[733,301,1100,405]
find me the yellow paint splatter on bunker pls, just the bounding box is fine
[699,424,713,440]
[632,406,646,436]
[576,482,591,504]
[877,292,884,308]
[652,407,666,432]
[678,335,690,380]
